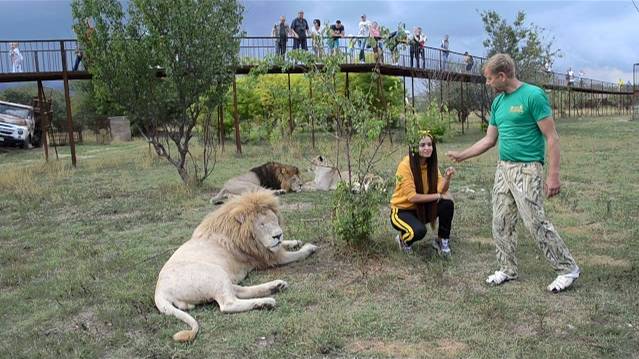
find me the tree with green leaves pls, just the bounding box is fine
[480,10,560,82]
[249,49,391,246]
[71,0,243,184]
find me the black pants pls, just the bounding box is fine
[277,38,287,56]
[410,43,420,68]
[390,199,454,246]
[293,37,308,50]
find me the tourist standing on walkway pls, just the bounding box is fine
[369,21,382,63]
[10,42,23,73]
[440,35,449,70]
[328,20,345,55]
[357,14,371,63]
[310,19,324,58]
[291,10,309,51]
[464,51,474,72]
[273,16,291,56]
[447,53,580,293]
[409,27,424,68]
[418,27,426,68]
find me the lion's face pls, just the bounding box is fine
[253,210,284,252]
[288,174,303,192]
[311,155,334,168]
[279,165,303,192]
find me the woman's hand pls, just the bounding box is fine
[444,167,456,179]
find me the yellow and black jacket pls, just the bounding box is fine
[390,155,445,210]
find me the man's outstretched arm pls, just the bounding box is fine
[447,125,498,163]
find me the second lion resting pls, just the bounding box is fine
[211,161,303,204]
[303,155,386,192]
[155,190,318,342]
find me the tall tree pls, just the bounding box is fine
[480,10,560,81]
[71,0,243,184]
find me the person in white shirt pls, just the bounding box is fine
[566,67,575,86]
[357,14,371,63]
[310,19,324,58]
[10,42,23,73]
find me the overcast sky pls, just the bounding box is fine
[1,0,637,82]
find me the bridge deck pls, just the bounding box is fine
[0,38,633,95]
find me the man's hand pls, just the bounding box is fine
[545,174,561,198]
[446,151,464,163]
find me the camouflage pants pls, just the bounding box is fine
[492,161,578,277]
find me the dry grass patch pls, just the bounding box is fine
[347,338,468,358]
[465,236,494,246]
[582,255,631,269]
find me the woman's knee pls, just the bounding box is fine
[412,223,427,241]
[439,198,455,214]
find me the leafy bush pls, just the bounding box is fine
[331,181,385,247]
[331,182,373,247]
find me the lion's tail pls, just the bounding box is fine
[155,293,199,342]
[210,188,227,205]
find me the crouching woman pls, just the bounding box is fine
[389,131,456,255]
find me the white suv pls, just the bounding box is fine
[0,100,36,148]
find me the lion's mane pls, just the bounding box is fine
[194,190,280,269]
[250,162,300,192]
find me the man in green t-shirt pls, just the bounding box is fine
[447,53,579,293]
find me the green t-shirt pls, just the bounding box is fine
[489,82,552,164]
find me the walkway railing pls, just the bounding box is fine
[0,38,633,94]
[0,40,79,73]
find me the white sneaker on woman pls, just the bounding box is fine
[431,238,451,256]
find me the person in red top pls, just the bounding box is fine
[389,130,456,255]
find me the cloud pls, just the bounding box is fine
[581,66,633,84]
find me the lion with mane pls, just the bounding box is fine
[210,162,303,204]
[155,190,318,342]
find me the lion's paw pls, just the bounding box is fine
[271,280,289,294]
[274,189,286,195]
[302,243,319,255]
[254,298,276,310]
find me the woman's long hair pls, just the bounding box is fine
[409,136,438,224]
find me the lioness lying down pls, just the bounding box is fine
[155,190,318,342]
[303,155,386,192]
[211,161,302,204]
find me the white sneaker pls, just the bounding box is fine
[440,239,451,255]
[547,267,580,293]
[486,271,516,285]
[431,238,451,256]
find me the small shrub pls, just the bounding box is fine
[331,181,384,247]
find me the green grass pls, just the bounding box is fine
[1,116,638,358]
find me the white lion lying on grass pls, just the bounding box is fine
[154,190,318,342]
